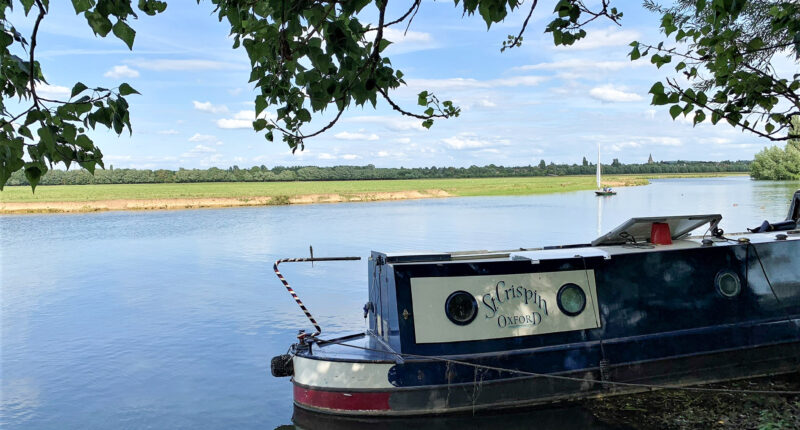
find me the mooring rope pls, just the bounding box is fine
[274,256,360,339]
[317,337,800,396]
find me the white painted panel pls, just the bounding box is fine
[410,270,601,344]
[293,356,395,389]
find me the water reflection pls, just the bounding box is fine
[287,404,631,430]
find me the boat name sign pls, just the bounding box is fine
[410,270,601,343]
[482,281,549,328]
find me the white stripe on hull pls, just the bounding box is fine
[293,356,394,389]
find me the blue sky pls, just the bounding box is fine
[9,1,797,169]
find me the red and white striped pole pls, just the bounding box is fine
[273,256,361,339]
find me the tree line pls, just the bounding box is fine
[4,160,752,186]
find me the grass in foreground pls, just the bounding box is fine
[0,173,744,203]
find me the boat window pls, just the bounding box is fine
[444,291,478,325]
[715,270,741,298]
[557,283,586,317]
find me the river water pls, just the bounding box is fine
[2,177,798,429]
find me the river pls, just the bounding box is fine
[2,177,798,429]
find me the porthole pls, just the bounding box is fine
[444,291,478,325]
[715,270,741,298]
[557,283,587,317]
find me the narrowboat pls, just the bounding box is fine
[271,190,800,416]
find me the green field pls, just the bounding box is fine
[0,173,745,203]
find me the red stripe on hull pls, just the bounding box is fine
[294,385,391,412]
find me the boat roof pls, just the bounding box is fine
[590,214,721,246]
[376,214,799,265]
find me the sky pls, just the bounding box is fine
[7,0,799,170]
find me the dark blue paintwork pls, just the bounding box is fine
[361,237,800,388]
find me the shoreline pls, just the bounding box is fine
[0,190,454,214]
[0,174,747,215]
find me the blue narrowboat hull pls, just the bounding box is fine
[276,196,800,416]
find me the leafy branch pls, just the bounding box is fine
[0,0,167,189]
[631,0,799,142]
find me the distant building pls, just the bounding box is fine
[648,154,654,164]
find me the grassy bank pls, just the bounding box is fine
[0,173,744,203]
[0,173,746,214]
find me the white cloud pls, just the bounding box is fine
[341,154,360,160]
[334,131,379,141]
[193,101,229,114]
[513,59,641,73]
[407,75,546,91]
[215,110,274,129]
[188,133,217,142]
[37,84,70,99]
[181,144,217,158]
[649,137,683,146]
[609,141,642,152]
[347,116,426,132]
[157,129,179,135]
[374,150,408,158]
[104,65,140,79]
[441,133,507,150]
[701,137,732,145]
[383,28,432,44]
[125,59,246,71]
[589,84,642,103]
[381,28,437,54]
[198,153,224,166]
[317,153,337,160]
[478,99,497,107]
[559,27,641,51]
[395,137,412,144]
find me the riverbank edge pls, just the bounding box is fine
[0,189,456,214]
[0,173,747,214]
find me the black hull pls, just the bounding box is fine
[293,341,800,416]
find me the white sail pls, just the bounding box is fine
[596,144,601,189]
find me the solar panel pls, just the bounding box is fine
[591,214,722,246]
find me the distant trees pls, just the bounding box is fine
[751,117,800,180]
[4,160,753,187]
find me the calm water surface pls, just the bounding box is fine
[2,177,799,429]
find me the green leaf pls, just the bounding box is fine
[71,0,92,14]
[297,109,311,122]
[669,105,682,119]
[649,82,665,96]
[18,126,33,140]
[20,0,35,15]
[118,83,139,96]
[112,20,136,50]
[71,82,89,98]
[693,110,706,125]
[421,119,433,129]
[76,134,94,150]
[253,118,268,131]
[138,0,167,16]
[24,163,44,191]
[630,45,641,61]
[24,110,43,126]
[255,95,267,115]
[85,11,113,37]
[696,0,706,12]
[417,91,428,107]
[37,127,56,150]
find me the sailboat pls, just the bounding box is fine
[594,144,616,196]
